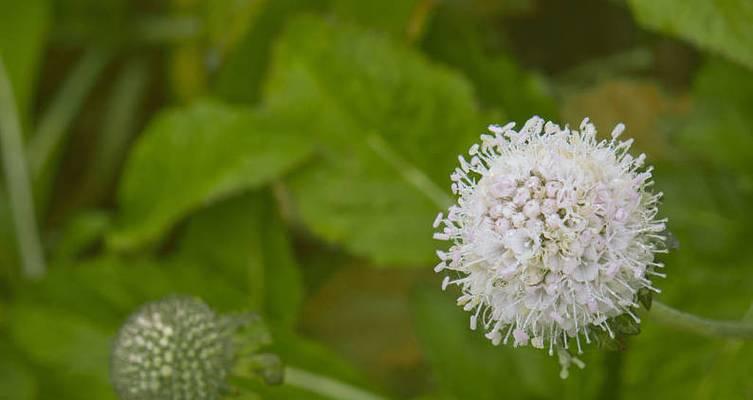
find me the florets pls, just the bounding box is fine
[110,296,233,400]
[433,116,667,376]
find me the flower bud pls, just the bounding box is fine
[111,296,233,400]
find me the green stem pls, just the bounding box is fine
[79,58,149,204]
[650,301,753,340]
[284,366,387,400]
[0,56,46,278]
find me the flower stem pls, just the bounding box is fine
[284,366,387,400]
[650,301,753,340]
[0,56,46,279]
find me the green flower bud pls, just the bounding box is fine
[110,296,233,400]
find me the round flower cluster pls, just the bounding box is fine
[433,116,666,371]
[110,296,233,400]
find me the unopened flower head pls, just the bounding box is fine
[110,296,234,400]
[433,116,667,372]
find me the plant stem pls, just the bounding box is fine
[284,366,387,400]
[0,56,46,278]
[650,301,753,340]
[79,57,149,204]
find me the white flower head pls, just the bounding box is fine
[434,116,667,374]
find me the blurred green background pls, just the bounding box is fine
[0,0,752,399]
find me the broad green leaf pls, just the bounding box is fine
[0,352,36,400]
[0,0,50,117]
[109,99,312,250]
[655,61,753,260]
[7,303,127,400]
[624,311,753,400]
[265,16,483,266]
[674,60,753,174]
[618,59,753,400]
[178,190,304,329]
[411,285,605,400]
[50,210,110,264]
[8,304,111,377]
[628,0,753,70]
[12,256,251,330]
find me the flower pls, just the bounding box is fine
[433,116,667,376]
[110,296,234,400]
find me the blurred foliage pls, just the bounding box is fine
[628,0,753,69]
[1,0,753,399]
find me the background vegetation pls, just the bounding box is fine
[1,0,752,399]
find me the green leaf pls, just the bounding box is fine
[109,99,312,250]
[411,285,604,400]
[265,16,483,266]
[13,256,251,331]
[178,190,304,329]
[624,318,753,400]
[50,210,110,264]
[628,0,753,70]
[624,60,753,397]
[655,60,753,262]
[0,353,37,400]
[674,60,753,174]
[6,303,130,400]
[8,304,112,376]
[0,0,50,117]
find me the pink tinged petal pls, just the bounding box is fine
[513,328,529,347]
